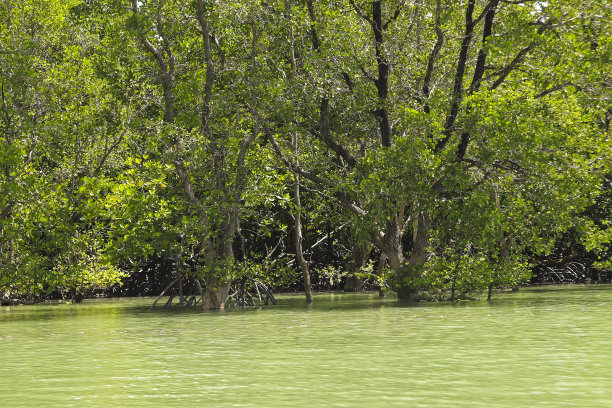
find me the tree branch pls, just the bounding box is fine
[349,0,373,25]
[422,0,444,115]
[131,1,166,74]
[435,0,476,153]
[383,0,406,30]
[534,82,572,99]
[131,0,175,123]
[488,20,560,91]
[474,0,501,26]
[488,42,536,91]
[458,0,499,159]
[318,98,357,167]
[156,0,175,76]
[196,0,214,126]
[253,106,371,221]
[306,0,321,51]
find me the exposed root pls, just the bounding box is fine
[150,278,178,310]
[151,274,277,309]
[226,276,277,307]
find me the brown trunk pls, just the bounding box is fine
[293,144,312,303]
[202,234,233,310]
[294,201,313,303]
[377,217,410,299]
[393,212,429,302]
[372,0,392,148]
[344,243,372,292]
[288,14,312,304]
[376,252,387,297]
[203,275,230,310]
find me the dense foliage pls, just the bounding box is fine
[0,0,610,307]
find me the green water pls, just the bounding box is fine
[1,285,612,407]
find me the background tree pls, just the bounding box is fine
[257,0,611,300]
[0,0,126,301]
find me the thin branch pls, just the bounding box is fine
[500,0,538,3]
[383,0,406,30]
[357,62,377,83]
[253,106,371,220]
[93,127,129,175]
[305,222,350,253]
[474,0,501,26]
[196,0,214,125]
[349,0,373,25]
[534,82,572,98]
[489,19,563,91]
[489,42,536,91]
[253,108,324,185]
[150,278,178,310]
[131,0,175,123]
[93,105,141,175]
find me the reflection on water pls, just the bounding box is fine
[1,286,612,407]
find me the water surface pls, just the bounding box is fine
[1,285,612,407]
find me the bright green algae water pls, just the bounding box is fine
[1,285,612,407]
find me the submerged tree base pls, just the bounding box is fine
[1,298,42,306]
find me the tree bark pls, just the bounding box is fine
[293,171,313,303]
[393,212,429,302]
[203,275,231,310]
[376,252,387,297]
[435,0,476,153]
[344,243,372,292]
[288,7,313,303]
[372,0,392,148]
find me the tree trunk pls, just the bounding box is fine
[344,243,371,292]
[293,155,313,303]
[202,235,233,310]
[203,275,230,310]
[378,217,411,300]
[391,212,429,302]
[288,16,313,304]
[376,252,387,297]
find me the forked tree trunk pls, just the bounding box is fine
[387,212,429,302]
[378,217,408,299]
